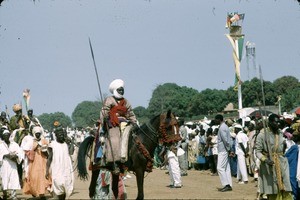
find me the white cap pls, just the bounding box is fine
[234,124,243,129]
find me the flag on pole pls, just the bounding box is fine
[226,34,244,91]
[226,13,245,28]
[23,88,30,112]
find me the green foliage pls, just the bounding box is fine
[72,101,102,128]
[147,83,198,118]
[38,112,72,131]
[241,78,275,107]
[272,76,300,112]
[133,106,149,124]
[225,87,238,107]
[241,78,261,107]
[189,89,227,116]
[281,88,300,112]
[37,75,300,125]
[146,76,300,118]
[273,76,299,95]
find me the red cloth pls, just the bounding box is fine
[109,99,127,127]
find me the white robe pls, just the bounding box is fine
[0,141,24,190]
[235,131,249,182]
[49,141,74,198]
[20,134,34,178]
[168,150,182,187]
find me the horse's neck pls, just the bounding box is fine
[139,124,158,155]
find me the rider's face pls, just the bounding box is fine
[35,132,41,140]
[269,117,280,132]
[116,87,124,95]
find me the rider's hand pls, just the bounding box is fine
[132,122,139,130]
[265,158,274,166]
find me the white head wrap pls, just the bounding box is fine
[109,79,125,99]
[3,130,10,135]
[234,123,243,129]
[245,117,251,122]
[32,126,43,138]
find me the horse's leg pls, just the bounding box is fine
[112,173,119,199]
[89,169,100,198]
[135,168,145,200]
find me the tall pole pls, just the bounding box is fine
[238,84,242,110]
[225,12,245,117]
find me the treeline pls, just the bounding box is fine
[38,76,300,130]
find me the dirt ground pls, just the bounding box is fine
[18,168,258,200]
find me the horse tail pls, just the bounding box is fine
[77,135,94,180]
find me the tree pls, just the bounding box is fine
[225,87,238,108]
[133,106,149,124]
[273,76,299,95]
[147,83,198,118]
[241,78,277,107]
[39,75,300,125]
[281,88,300,112]
[190,89,230,115]
[72,101,102,128]
[263,80,277,106]
[189,93,206,116]
[242,78,264,107]
[38,112,72,131]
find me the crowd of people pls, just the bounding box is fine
[154,112,300,200]
[0,80,299,200]
[0,104,91,199]
[0,78,137,200]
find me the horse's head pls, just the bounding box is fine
[158,110,181,145]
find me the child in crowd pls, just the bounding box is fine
[167,145,182,188]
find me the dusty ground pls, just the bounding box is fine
[18,168,258,200]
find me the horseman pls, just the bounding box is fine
[99,79,138,173]
[8,103,30,188]
[9,104,30,144]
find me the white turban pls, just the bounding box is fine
[3,130,10,135]
[32,126,43,138]
[109,79,124,98]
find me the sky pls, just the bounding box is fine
[0,0,300,117]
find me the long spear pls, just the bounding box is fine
[88,37,117,171]
[259,65,267,117]
[89,37,104,104]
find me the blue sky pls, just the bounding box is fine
[0,0,300,117]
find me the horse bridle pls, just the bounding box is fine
[133,122,159,145]
[136,116,179,145]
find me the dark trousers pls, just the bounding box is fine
[229,155,237,177]
[208,155,217,174]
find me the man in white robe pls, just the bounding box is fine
[0,129,24,199]
[234,124,249,184]
[168,145,182,188]
[46,127,74,199]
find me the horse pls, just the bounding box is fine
[77,110,181,200]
